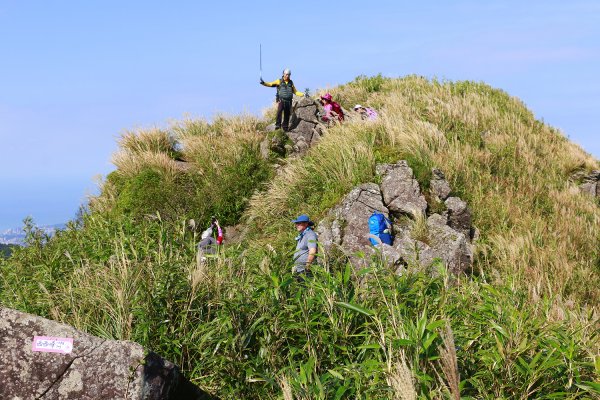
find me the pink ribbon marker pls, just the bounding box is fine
[32,336,73,354]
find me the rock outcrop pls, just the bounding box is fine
[287,96,327,155]
[0,307,217,400]
[264,96,362,156]
[430,168,451,200]
[377,161,427,218]
[570,169,600,201]
[317,162,475,275]
[318,183,388,256]
[445,196,473,239]
[259,130,287,159]
[578,170,600,200]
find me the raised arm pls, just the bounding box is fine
[261,78,281,87]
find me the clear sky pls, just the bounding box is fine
[1,1,598,230]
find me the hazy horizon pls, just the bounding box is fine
[1,1,598,230]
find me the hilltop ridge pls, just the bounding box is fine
[1,75,598,399]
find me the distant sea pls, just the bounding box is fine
[0,224,65,246]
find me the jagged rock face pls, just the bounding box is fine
[377,161,427,218]
[0,307,215,400]
[317,161,475,276]
[387,215,472,276]
[291,99,318,124]
[445,196,473,239]
[287,97,327,155]
[425,214,473,275]
[430,168,451,200]
[578,170,600,200]
[270,97,360,156]
[317,183,389,264]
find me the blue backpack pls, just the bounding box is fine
[368,211,393,245]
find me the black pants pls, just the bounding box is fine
[293,269,313,284]
[276,99,292,131]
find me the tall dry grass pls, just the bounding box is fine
[118,127,176,154]
[111,150,180,180]
[246,122,376,237]
[386,358,417,400]
[438,324,460,400]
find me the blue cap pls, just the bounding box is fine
[291,214,312,224]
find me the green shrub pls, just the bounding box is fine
[350,74,390,93]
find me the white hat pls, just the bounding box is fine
[354,104,363,110]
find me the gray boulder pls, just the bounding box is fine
[445,196,473,239]
[286,97,327,155]
[0,307,216,400]
[317,183,389,264]
[377,161,427,218]
[393,230,435,272]
[318,161,475,276]
[292,137,310,156]
[260,131,288,160]
[430,168,451,200]
[578,170,600,200]
[425,214,473,275]
[259,137,270,160]
[390,214,472,276]
[290,97,319,125]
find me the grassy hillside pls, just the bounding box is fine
[249,75,599,307]
[1,76,598,399]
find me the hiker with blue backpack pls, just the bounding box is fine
[368,211,393,246]
[291,214,318,278]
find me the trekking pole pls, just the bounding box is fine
[259,43,262,80]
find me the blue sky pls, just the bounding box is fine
[1,1,598,230]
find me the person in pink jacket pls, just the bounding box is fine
[320,93,344,122]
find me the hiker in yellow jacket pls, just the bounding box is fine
[260,68,304,131]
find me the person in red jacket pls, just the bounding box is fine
[197,217,223,263]
[320,93,344,122]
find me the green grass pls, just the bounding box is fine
[102,115,274,226]
[2,222,597,398]
[1,75,599,399]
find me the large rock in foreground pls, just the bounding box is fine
[0,307,216,400]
